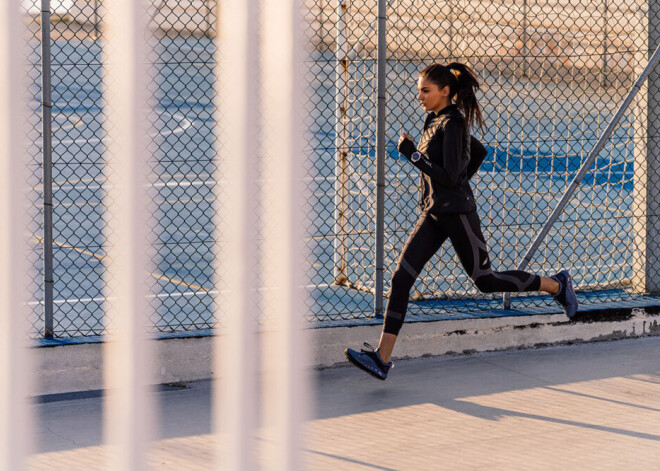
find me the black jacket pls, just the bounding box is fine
[401,105,485,214]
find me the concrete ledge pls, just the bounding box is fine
[315,308,660,367]
[32,308,660,396]
[34,335,214,396]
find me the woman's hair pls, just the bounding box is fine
[419,62,485,133]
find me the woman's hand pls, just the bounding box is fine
[397,131,416,158]
[398,131,413,146]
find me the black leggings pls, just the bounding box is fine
[383,211,541,335]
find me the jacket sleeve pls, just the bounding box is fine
[399,118,464,188]
[406,148,459,188]
[467,135,487,180]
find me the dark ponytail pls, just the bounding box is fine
[419,62,485,133]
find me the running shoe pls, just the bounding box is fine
[551,270,578,318]
[344,342,392,381]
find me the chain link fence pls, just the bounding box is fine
[382,0,650,314]
[307,0,658,321]
[25,0,660,338]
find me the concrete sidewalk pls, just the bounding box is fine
[30,337,660,470]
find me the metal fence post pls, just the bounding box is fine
[601,0,609,87]
[374,0,386,318]
[41,0,54,338]
[334,0,349,285]
[631,0,660,293]
[521,0,529,78]
[93,0,100,40]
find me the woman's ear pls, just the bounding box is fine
[442,85,451,97]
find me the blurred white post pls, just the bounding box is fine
[0,0,32,468]
[262,0,309,467]
[334,0,349,284]
[213,0,259,468]
[101,0,153,467]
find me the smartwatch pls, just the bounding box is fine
[411,151,422,162]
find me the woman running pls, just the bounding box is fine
[345,62,578,380]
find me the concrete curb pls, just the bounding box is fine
[32,308,660,396]
[316,308,660,367]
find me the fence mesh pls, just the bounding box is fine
[380,0,649,314]
[25,0,660,338]
[308,0,654,319]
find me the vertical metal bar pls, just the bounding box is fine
[1,0,32,467]
[504,42,660,309]
[602,0,609,87]
[522,0,529,78]
[93,0,100,40]
[41,0,54,338]
[262,0,308,466]
[334,0,349,284]
[374,0,386,318]
[101,0,153,467]
[632,0,660,293]
[213,0,259,468]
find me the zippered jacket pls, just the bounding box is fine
[398,104,486,214]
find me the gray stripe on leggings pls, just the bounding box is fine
[492,271,536,291]
[385,310,404,320]
[459,214,489,280]
[459,214,535,291]
[399,256,418,278]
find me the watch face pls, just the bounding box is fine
[411,151,421,162]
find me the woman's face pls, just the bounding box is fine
[417,77,451,113]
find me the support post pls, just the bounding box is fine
[334,0,349,284]
[601,0,609,87]
[41,0,54,338]
[632,0,660,293]
[374,0,386,318]
[522,0,529,78]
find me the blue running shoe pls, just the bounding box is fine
[344,342,392,381]
[551,270,578,318]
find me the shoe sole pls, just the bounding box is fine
[344,349,387,381]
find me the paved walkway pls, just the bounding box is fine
[30,337,660,470]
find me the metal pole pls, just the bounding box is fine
[503,41,660,309]
[522,0,529,78]
[41,0,54,338]
[334,0,349,285]
[374,0,386,318]
[93,0,99,40]
[602,0,609,87]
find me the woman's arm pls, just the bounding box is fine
[398,121,464,188]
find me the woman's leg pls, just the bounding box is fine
[447,211,555,294]
[378,213,448,362]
